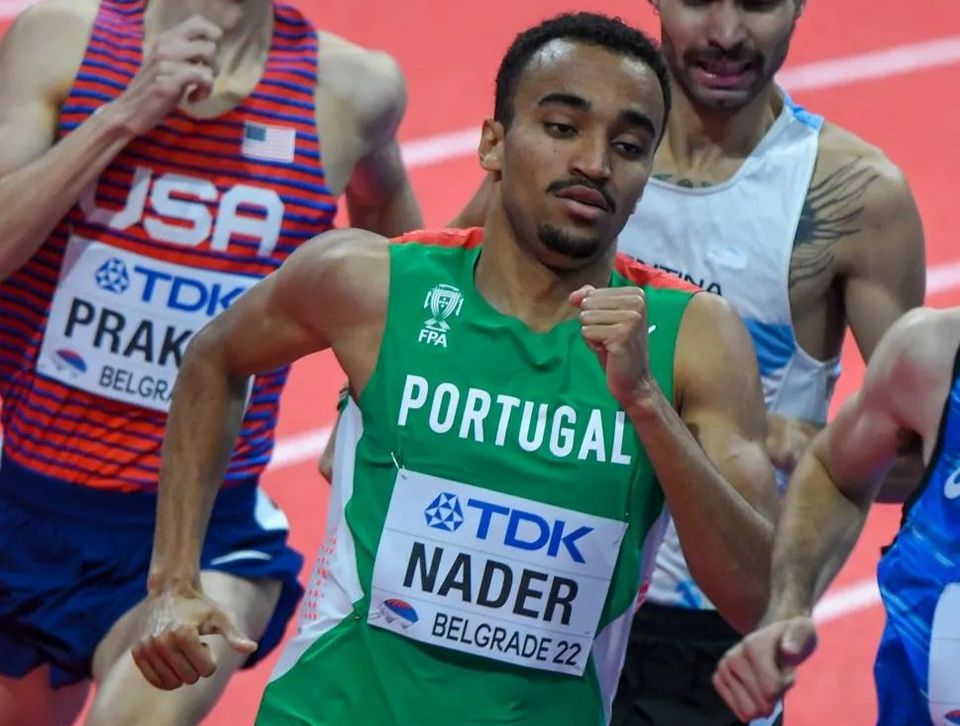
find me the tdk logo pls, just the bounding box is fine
[132,265,248,318]
[95,257,130,294]
[427,494,594,564]
[424,493,464,532]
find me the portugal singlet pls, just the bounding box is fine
[257,234,696,725]
[875,344,960,725]
[0,0,335,490]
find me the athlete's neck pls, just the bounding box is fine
[477,199,614,333]
[145,0,273,62]
[144,0,274,117]
[656,81,783,184]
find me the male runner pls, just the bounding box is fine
[0,0,420,724]
[611,2,925,723]
[133,13,779,724]
[714,307,960,726]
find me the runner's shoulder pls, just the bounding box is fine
[1,0,99,102]
[315,31,406,141]
[816,121,909,200]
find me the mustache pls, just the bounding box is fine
[546,177,617,214]
[684,47,762,65]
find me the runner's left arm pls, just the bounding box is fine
[573,287,777,632]
[342,50,422,236]
[632,293,778,632]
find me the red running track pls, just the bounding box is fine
[1,1,958,722]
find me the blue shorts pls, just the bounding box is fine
[0,455,304,687]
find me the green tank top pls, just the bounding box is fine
[258,240,695,725]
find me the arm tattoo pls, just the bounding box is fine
[790,159,880,288]
[652,173,714,189]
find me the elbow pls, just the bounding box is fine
[710,573,770,634]
[0,238,30,283]
[727,583,771,634]
[175,327,245,397]
[693,520,775,634]
[707,573,770,634]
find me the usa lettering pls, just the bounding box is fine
[80,166,284,257]
[396,374,634,465]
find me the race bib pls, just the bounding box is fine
[37,236,256,412]
[368,469,627,676]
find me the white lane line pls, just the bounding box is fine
[814,578,881,624]
[777,35,960,92]
[399,35,960,169]
[0,0,42,16]
[1,1,954,173]
[929,260,960,296]
[269,425,332,470]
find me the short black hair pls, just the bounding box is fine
[494,13,671,132]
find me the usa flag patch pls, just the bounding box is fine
[242,121,296,163]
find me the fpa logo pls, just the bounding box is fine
[95,257,130,294]
[418,283,463,348]
[424,492,464,532]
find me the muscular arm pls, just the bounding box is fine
[842,150,926,501]
[776,129,926,495]
[840,160,925,359]
[632,294,778,631]
[767,310,949,620]
[0,3,221,280]
[148,229,388,594]
[0,1,135,279]
[316,36,422,236]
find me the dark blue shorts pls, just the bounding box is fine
[0,456,304,688]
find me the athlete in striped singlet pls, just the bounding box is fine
[0,0,420,724]
[716,307,960,726]
[133,14,778,724]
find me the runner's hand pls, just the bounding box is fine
[132,587,256,690]
[111,15,222,136]
[712,616,817,720]
[571,285,655,407]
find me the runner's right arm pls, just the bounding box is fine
[0,2,219,280]
[712,309,948,720]
[136,228,388,690]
